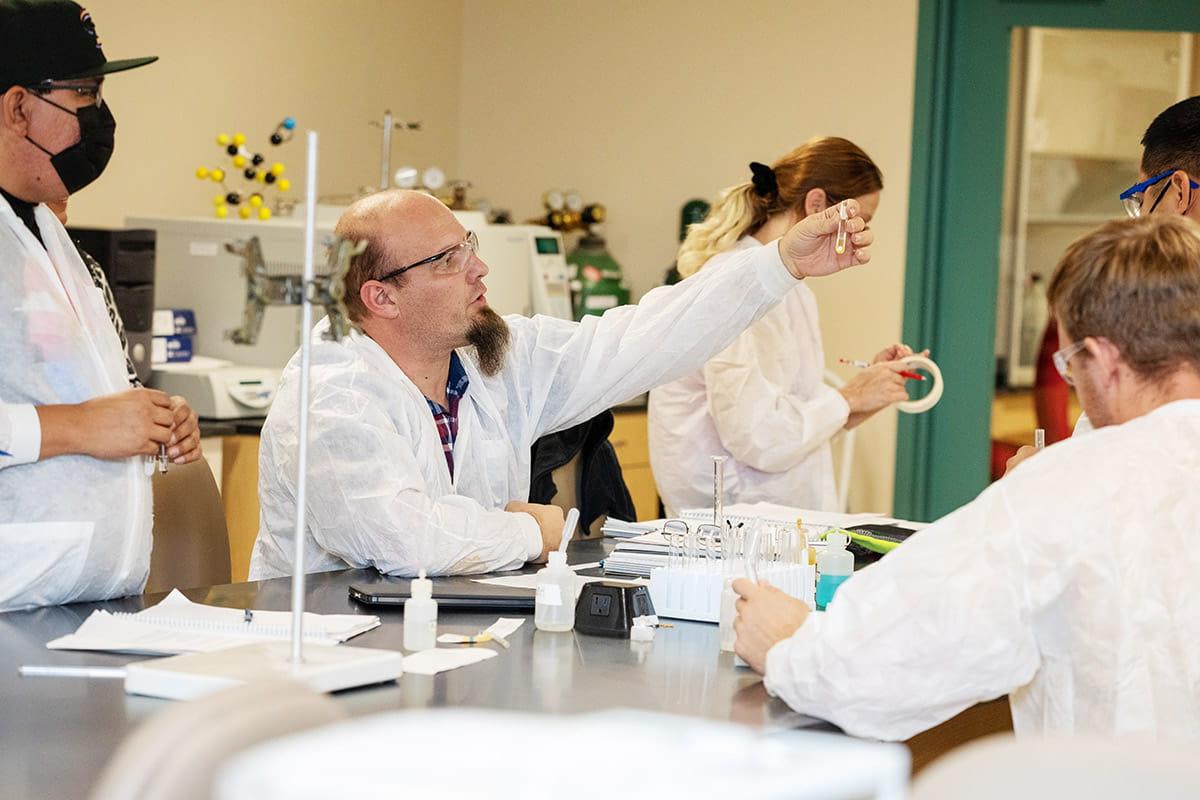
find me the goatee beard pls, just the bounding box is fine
[467,306,510,376]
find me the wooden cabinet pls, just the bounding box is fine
[610,408,660,521]
[220,435,262,582]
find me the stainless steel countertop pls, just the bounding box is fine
[0,539,827,799]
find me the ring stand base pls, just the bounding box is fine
[124,641,405,701]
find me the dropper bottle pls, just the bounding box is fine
[403,569,438,651]
[535,508,580,632]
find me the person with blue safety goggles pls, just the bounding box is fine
[1120,168,1199,218]
[1117,95,1200,221]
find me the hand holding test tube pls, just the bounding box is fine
[777,197,873,278]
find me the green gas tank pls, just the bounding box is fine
[567,233,630,320]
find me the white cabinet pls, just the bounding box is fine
[997,28,1195,387]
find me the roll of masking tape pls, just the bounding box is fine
[897,355,943,414]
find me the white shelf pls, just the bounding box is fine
[1028,149,1141,163]
[1026,214,1121,226]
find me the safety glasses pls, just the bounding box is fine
[1052,340,1088,386]
[377,230,479,282]
[1120,169,1199,218]
[27,80,104,109]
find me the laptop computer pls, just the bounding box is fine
[348,575,535,611]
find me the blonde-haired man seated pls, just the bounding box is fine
[735,215,1200,741]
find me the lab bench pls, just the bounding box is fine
[0,539,1010,798]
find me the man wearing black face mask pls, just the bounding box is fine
[0,0,202,611]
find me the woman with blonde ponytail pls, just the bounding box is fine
[649,137,920,514]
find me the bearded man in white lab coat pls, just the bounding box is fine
[251,190,874,579]
[734,214,1200,741]
[0,0,201,611]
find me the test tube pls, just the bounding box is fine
[696,524,721,574]
[1034,428,1045,451]
[743,520,764,584]
[156,443,169,474]
[663,520,688,572]
[835,201,849,255]
[712,455,727,527]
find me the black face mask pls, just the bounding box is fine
[24,93,116,194]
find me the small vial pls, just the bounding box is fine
[835,201,849,255]
[156,443,169,474]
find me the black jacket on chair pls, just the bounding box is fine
[529,410,636,533]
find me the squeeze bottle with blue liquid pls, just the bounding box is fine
[815,532,853,610]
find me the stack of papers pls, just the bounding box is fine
[46,590,381,656]
[601,518,660,539]
[604,532,670,578]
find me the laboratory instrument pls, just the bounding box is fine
[402,570,438,652]
[66,226,156,384]
[1035,427,1045,450]
[574,582,656,638]
[648,517,815,630]
[122,131,405,700]
[712,455,726,527]
[131,210,571,369]
[150,360,280,420]
[367,109,421,191]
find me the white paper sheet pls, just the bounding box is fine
[485,617,525,638]
[45,590,380,655]
[401,647,497,675]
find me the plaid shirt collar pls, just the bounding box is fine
[426,351,470,477]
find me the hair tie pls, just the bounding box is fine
[749,162,778,197]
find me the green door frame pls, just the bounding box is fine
[894,0,1199,521]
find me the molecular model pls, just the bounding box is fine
[194,117,296,220]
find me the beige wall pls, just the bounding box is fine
[67,0,919,515]
[67,0,464,227]
[457,0,919,513]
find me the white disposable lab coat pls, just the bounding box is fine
[763,399,1200,741]
[648,237,848,516]
[251,241,800,579]
[0,196,151,611]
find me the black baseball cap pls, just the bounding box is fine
[0,0,157,90]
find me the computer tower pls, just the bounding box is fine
[66,227,156,384]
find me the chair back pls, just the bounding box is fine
[147,457,231,593]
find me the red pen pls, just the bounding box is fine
[838,358,927,381]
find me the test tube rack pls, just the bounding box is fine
[649,562,814,624]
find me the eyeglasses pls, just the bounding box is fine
[376,231,479,282]
[1052,340,1088,386]
[28,80,104,108]
[1120,169,1199,218]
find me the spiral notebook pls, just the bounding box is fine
[46,589,380,656]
